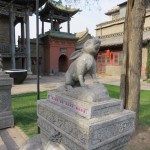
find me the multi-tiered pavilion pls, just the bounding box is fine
[38,0,79,74]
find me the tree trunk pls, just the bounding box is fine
[120,0,146,127]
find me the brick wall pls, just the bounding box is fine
[43,37,76,75]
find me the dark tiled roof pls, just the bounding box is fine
[118,1,127,7]
[39,0,80,17]
[1,0,47,10]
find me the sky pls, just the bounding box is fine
[15,0,126,41]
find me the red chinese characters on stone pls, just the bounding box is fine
[49,95,88,114]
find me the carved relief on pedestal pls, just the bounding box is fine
[61,135,84,150]
[0,90,11,112]
[90,118,134,146]
[38,117,84,150]
[0,117,14,129]
[94,134,131,150]
[38,104,87,144]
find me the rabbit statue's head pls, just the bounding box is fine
[69,38,101,60]
[83,38,101,56]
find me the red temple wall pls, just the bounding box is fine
[43,37,76,74]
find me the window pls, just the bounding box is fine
[106,56,110,64]
[113,52,120,65]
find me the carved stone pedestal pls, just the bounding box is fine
[0,71,14,129]
[37,83,135,150]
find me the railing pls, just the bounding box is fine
[0,43,10,54]
[0,43,26,55]
[15,45,26,54]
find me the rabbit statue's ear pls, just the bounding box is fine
[69,50,83,60]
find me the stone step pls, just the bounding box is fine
[47,91,123,119]
[0,129,19,150]
[37,100,135,150]
[0,127,28,150]
[0,136,7,150]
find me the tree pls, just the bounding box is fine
[120,0,147,127]
[146,42,150,79]
[65,0,148,127]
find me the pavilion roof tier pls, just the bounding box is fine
[39,0,80,23]
[0,0,47,11]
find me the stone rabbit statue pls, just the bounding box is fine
[65,38,101,87]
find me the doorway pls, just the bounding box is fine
[59,55,68,72]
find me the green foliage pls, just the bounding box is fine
[146,42,150,79]
[12,86,150,137]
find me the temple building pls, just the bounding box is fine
[37,0,79,75]
[0,0,79,75]
[0,0,47,73]
[96,1,150,78]
[16,0,79,75]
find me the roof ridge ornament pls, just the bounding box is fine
[50,0,62,5]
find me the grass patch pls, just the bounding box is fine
[139,90,150,126]
[104,84,120,99]
[147,79,150,83]
[105,84,150,126]
[12,92,47,137]
[12,85,150,137]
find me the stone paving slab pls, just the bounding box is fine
[0,127,28,150]
[0,135,7,150]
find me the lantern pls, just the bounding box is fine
[106,49,110,57]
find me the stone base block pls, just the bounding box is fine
[57,82,110,102]
[37,100,135,150]
[0,72,13,86]
[0,111,14,129]
[47,91,122,119]
[40,126,130,150]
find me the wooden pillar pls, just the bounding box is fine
[67,18,70,33]
[42,21,44,35]
[51,17,53,30]
[21,18,25,46]
[21,18,26,69]
[25,9,32,73]
[9,6,16,69]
